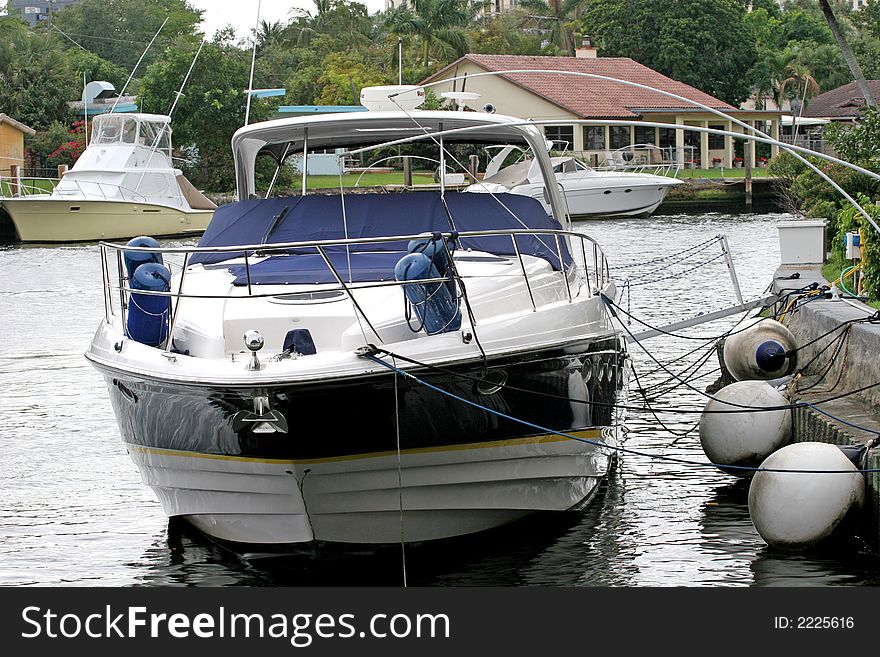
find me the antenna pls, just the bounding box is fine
[134,42,206,195]
[244,0,262,126]
[398,37,403,86]
[168,40,205,116]
[111,17,168,114]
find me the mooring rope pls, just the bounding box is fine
[363,353,880,475]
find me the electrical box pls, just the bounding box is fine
[845,231,862,259]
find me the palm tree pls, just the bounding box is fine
[386,0,474,69]
[255,19,285,51]
[519,0,583,55]
[779,62,820,139]
[818,0,875,108]
[749,49,794,110]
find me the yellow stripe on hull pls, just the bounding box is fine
[125,428,604,465]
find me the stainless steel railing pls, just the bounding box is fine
[99,227,612,350]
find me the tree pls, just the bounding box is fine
[139,36,276,191]
[584,0,757,105]
[817,0,875,107]
[0,20,79,130]
[52,0,203,71]
[386,0,474,68]
[519,0,583,55]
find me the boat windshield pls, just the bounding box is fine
[91,115,138,145]
[138,120,171,153]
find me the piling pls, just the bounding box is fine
[402,156,412,188]
[10,163,20,197]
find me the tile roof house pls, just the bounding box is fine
[0,114,36,176]
[803,80,880,121]
[422,52,782,169]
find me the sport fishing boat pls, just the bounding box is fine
[1,113,215,242]
[85,90,628,546]
[467,146,682,218]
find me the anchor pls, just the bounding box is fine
[232,395,289,434]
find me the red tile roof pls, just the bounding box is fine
[424,54,736,118]
[803,80,880,119]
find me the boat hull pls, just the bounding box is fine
[513,181,677,218]
[95,340,627,544]
[0,198,213,242]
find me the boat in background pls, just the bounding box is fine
[1,113,215,242]
[467,145,682,219]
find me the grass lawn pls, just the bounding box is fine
[305,172,436,189]
[667,167,773,179]
[0,178,56,196]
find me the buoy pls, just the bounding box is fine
[722,318,797,381]
[699,380,791,477]
[123,235,163,280]
[127,262,171,347]
[748,442,864,549]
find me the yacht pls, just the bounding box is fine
[85,92,628,546]
[1,113,215,242]
[467,146,682,218]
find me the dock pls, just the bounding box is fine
[770,264,880,547]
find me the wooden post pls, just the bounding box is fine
[57,164,68,179]
[468,154,480,183]
[402,156,412,188]
[744,147,753,208]
[10,164,20,197]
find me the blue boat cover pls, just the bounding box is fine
[191,192,572,286]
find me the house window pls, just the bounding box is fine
[658,127,676,148]
[609,126,631,149]
[634,125,655,145]
[544,125,574,150]
[708,124,725,150]
[582,126,605,150]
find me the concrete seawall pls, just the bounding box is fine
[772,264,880,546]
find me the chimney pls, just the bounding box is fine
[575,34,598,59]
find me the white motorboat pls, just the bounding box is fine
[1,113,215,242]
[85,94,627,546]
[467,146,683,218]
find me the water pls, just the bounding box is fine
[1,212,878,587]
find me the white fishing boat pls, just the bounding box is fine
[1,113,215,242]
[85,89,627,546]
[467,145,682,218]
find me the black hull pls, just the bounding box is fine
[100,338,628,461]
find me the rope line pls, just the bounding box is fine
[364,354,880,475]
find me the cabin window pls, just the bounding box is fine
[582,126,605,150]
[544,126,574,151]
[139,121,171,152]
[609,126,631,150]
[92,116,138,145]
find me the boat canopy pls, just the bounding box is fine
[89,113,172,154]
[230,111,553,201]
[191,191,572,285]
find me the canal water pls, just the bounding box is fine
[1,211,878,586]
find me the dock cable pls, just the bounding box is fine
[622,252,729,288]
[613,240,725,282]
[792,325,852,394]
[359,345,880,441]
[607,235,723,270]
[602,294,880,435]
[603,283,819,342]
[363,354,880,475]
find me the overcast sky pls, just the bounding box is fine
[189,0,386,40]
